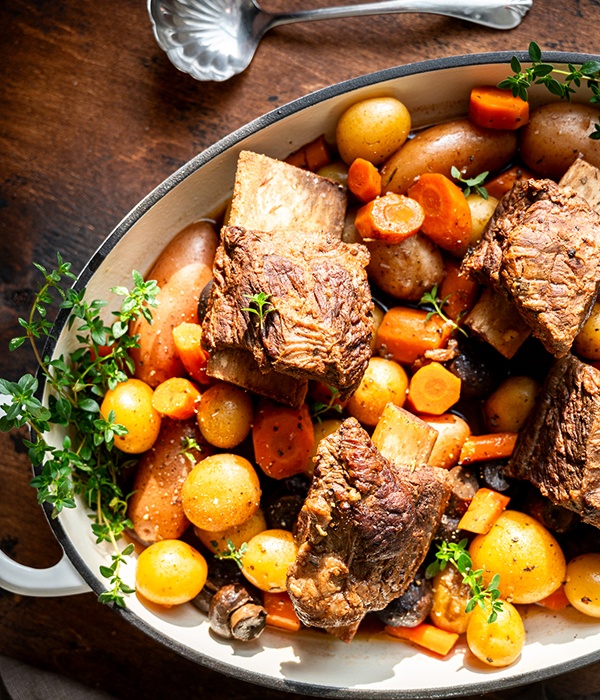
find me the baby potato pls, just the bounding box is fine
[469,510,566,604]
[564,553,600,617]
[346,357,409,426]
[195,508,267,554]
[336,96,411,166]
[381,119,517,194]
[519,102,600,179]
[466,599,525,667]
[430,564,472,634]
[573,301,600,361]
[241,529,298,592]
[135,539,208,607]
[196,381,254,449]
[307,417,344,477]
[483,375,540,433]
[182,453,261,532]
[100,378,161,454]
[367,233,445,301]
[466,192,499,247]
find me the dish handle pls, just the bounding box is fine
[0,548,90,596]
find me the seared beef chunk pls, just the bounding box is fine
[463,178,600,357]
[506,354,600,528]
[287,418,450,640]
[202,225,373,400]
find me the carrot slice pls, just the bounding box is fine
[485,165,534,200]
[407,173,472,256]
[406,362,461,416]
[172,322,211,386]
[457,487,511,534]
[263,591,301,632]
[347,157,382,202]
[469,86,530,131]
[439,257,479,322]
[252,400,315,479]
[375,307,453,365]
[355,193,424,244]
[458,432,518,465]
[385,623,459,657]
[284,134,331,172]
[537,586,570,611]
[151,377,202,420]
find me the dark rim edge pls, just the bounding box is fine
[37,49,600,699]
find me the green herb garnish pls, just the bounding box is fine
[499,41,600,140]
[213,538,247,570]
[180,436,205,463]
[426,539,503,623]
[242,291,275,327]
[311,386,343,422]
[0,255,159,607]
[451,166,489,200]
[419,284,468,338]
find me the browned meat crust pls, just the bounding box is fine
[202,226,373,400]
[287,418,450,640]
[463,178,600,357]
[506,354,600,528]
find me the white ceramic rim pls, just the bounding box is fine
[37,50,600,698]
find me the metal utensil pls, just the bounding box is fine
[148,0,533,82]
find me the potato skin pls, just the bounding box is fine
[367,233,444,301]
[346,356,408,426]
[128,417,211,543]
[130,221,218,387]
[573,301,600,361]
[381,119,517,194]
[519,102,600,180]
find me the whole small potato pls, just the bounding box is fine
[466,192,499,247]
[430,564,472,634]
[336,96,411,166]
[483,375,540,433]
[564,552,600,618]
[469,510,566,604]
[195,508,267,554]
[241,529,298,592]
[182,453,261,532]
[574,301,600,361]
[367,233,445,301]
[519,102,600,179]
[346,356,408,426]
[466,599,525,667]
[100,378,161,454]
[381,119,517,194]
[196,381,254,449]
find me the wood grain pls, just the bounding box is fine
[1,0,599,698]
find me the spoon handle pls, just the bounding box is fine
[266,0,532,31]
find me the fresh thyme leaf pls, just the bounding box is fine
[426,539,504,623]
[310,386,343,422]
[500,41,600,138]
[180,436,206,463]
[0,256,159,606]
[214,538,247,570]
[450,165,489,200]
[242,292,275,327]
[418,284,468,338]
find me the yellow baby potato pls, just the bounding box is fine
[241,529,298,592]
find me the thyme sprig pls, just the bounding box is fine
[426,539,503,623]
[451,166,489,200]
[499,41,600,140]
[419,284,468,338]
[213,538,247,570]
[0,255,159,607]
[242,291,275,327]
[310,386,343,422]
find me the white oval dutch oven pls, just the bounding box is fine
[1,51,600,699]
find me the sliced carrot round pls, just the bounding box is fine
[469,86,530,131]
[355,192,424,244]
[347,157,382,202]
[152,377,202,420]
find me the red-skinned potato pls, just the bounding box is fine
[130,222,218,387]
[519,102,600,179]
[128,417,213,544]
[380,119,517,194]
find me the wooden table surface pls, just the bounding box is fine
[1,1,600,698]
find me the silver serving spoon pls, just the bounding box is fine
[148,0,533,82]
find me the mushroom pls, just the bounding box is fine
[208,583,267,641]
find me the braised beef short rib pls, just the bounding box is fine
[463,177,600,357]
[506,354,600,529]
[287,418,450,640]
[202,225,373,400]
